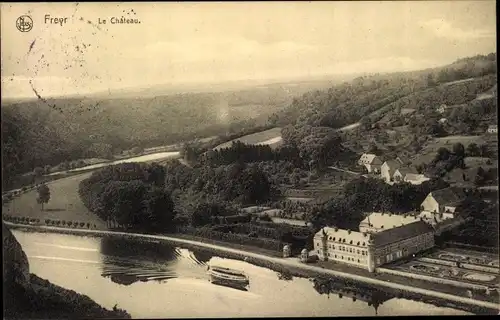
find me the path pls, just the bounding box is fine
[327,166,362,176]
[5,221,499,311]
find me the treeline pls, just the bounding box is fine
[309,177,450,230]
[164,160,275,208]
[78,162,176,233]
[281,125,351,169]
[199,141,301,167]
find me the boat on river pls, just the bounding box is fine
[207,265,250,289]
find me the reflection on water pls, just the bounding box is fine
[11,230,475,318]
[312,278,390,315]
[99,237,208,286]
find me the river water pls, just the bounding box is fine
[48,151,181,176]
[11,230,472,318]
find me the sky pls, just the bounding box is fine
[0,1,497,99]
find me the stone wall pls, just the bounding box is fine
[376,267,489,291]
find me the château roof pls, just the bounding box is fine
[370,221,434,247]
[360,212,421,231]
[315,227,372,247]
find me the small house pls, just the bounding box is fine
[487,125,497,134]
[357,153,383,173]
[393,166,418,183]
[419,187,466,219]
[380,160,401,183]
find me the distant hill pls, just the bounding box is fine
[0,78,338,188]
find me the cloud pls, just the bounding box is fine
[419,19,495,41]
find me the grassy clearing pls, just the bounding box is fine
[213,127,283,150]
[3,172,106,228]
[410,135,489,166]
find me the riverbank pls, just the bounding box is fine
[5,221,499,314]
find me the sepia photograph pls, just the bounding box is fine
[1,1,498,318]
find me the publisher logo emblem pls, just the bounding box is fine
[16,15,33,32]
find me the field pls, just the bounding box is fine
[410,135,490,166]
[3,172,106,228]
[213,127,283,150]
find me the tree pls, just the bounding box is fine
[367,143,379,154]
[33,167,44,178]
[36,184,51,211]
[479,144,490,157]
[466,143,480,157]
[131,146,143,155]
[452,143,465,159]
[436,147,451,161]
[142,187,176,232]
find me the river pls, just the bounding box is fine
[12,230,472,318]
[47,151,181,176]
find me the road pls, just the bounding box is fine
[5,221,500,311]
[328,166,364,176]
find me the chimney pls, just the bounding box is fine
[381,225,384,229]
[334,227,338,232]
[347,229,351,234]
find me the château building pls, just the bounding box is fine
[313,221,435,272]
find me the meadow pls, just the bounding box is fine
[213,127,283,150]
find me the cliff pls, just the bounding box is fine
[2,223,131,319]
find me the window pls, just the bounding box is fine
[361,251,365,256]
[332,245,335,250]
[328,253,330,257]
[317,250,320,253]
[332,237,336,241]
[362,242,365,246]
[343,239,346,243]
[357,250,360,254]
[341,256,344,260]
[358,259,360,263]
[335,255,337,258]
[349,248,353,253]
[350,240,353,244]
[357,241,360,246]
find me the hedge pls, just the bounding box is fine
[176,226,286,252]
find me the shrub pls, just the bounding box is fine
[80,222,85,228]
[86,223,91,228]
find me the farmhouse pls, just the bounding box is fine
[393,166,418,183]
[314,222,434,272]
[357,153,383,173]
[359,212,421,234]
[419,187,466,223]
[380,160,401,183]
[487,125,497,134]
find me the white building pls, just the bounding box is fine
[487,125,497,134]
[314,222,435,273]
[380,160,401,183]
[419,187,466,224]
[357,153,383,173]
